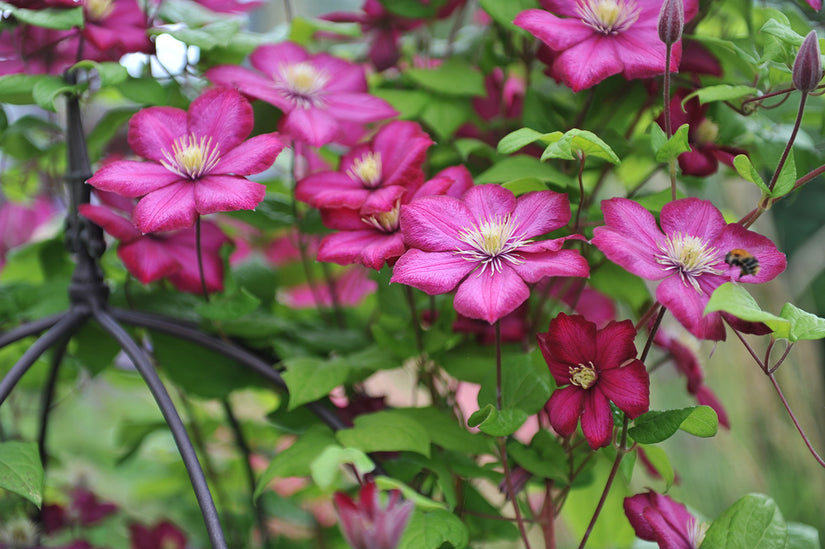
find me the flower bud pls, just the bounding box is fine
[658,0,684,46]
[793,30,823,92]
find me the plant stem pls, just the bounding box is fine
[662,43,677,201]
[196,216,210,303]
[574,154,586,231]
[541,481,556,549]
[640,307,666,363]
[766,92,807,194]
[496,321,532,549]
[766,371,825,469]
[577,417,629,549]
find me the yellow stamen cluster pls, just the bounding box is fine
[569,362,598,389]
[348,152,383,188]
[160,134,221,180]
[361,202,400,233]
[576,0,641,35]
[84,0,114,20]
[278,62,330,109]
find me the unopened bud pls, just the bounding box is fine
[793,30,823,92]
[658,0,684,46]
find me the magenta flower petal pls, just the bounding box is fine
[463,184,516,223]
[391,249,476,294]
[659,198,726,241]
[325,93,399,122]
[213,133,284,175]
[361,186,408,215]
[282,107,339,148]
[581,389,613,448]
[188,88,255,151]
[297,173,371,210]
[127,107,188,163]
[249,42,310,74]
[537,310,598,374]
[511,249,590,283]
[625,491,700,549]
[514,10,593,51]
[118,238,181,283]
[598,359,649,418]
[546,385,585,437]
[656,275,725,341]
[205,65,293,111]
[194,175,267,216]
[511,190,571,237]
[79,204,140,242]
[400,196,473,251]
[372,121,433,188]
[591,198,667,280]
[714,223,787,283]
[453,267,530,323]
[133,182,197,233]
[318,230,407,270]
[88,161,183,198]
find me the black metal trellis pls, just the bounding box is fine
[0,75,348,549]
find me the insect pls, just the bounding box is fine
[725,249,760,278]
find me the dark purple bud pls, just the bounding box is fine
[793,30,823,92]
[658,0,684,46]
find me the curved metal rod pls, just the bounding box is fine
[111,307,349,432]
[38,336,70,469]
[0,313,68,349]
[93,309,227,549]
[0,310,87,406]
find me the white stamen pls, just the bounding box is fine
[160,134,221,180]
[455,214,532,275]
[576,0,641,35]
[655,232,724,294]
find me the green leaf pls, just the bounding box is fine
[507,433,567,481]
[477,349,553,414]
[760,18,805,47]
[497,128,562,154]
[254,425,336,499]
[115,77,169,106]
[686,85,759,104]
[0,75,49,105]
[405,58,485,97]
[541,129,620,164]
[502,177,548,195]
[374,477,446,511]
[0,441,44,508]
[734,154,770,195]
[372,89,429,119]
[638,444,675,491]
[378,0,447,18]
[628,406,718,444]
[153,20,241,50]
[779,303,825,342]
[787,523,821,549]
[468,405,528,437]
[195,288,260,321]
[337,410,431,457]
[392,407,491,454]
[705,283,790,339]
[771,151,796,199]
[282,356,350,411]
[0,2,83,29]
[476,155,571,186]
[71,60,129,87]
[420,96,473,140]
[32,77,80,112]
[309,446,374,490]
[398,509,470,549]
[701,493,789,549]
[653,124,691,163]
[477,0,539,30]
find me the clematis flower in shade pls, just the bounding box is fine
[537,313,649,449]
[0,26,79,75]
[317,165,474,270]
[0,196,57,270]
[129,520,187,549]
[280,267,377,309]
[81,0,154,60]
[87,88,284,234]
[391,184,589,324]
[206,42,398,147]
[333,481,414,549]
[79,199,229,293]
[591,198,786,340]
[624,491,707,549]
[295,120,433,215]
[805,0,822,10]
[514,0,698,92]
[657,90,746,177]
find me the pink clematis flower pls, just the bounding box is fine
[657,90,746,177]
[206,42,398,147]
[537,313,649,449]
[81,0,154,60]
[0,26,79,75]
[129,520,187,549]
[295,120,433,215]
[805,0,822,9]
[333,481,414,549]
[391,184,589,324]
[591,198,786,340]
[0,196,57,270]
[79,198,229,293]
[317,165,474,270]
[624,491,706,549]
[514,0,699,92]
[87,87,284,234]
[280,267,377,309]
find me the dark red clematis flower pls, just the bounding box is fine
[624,491,707,548]
[537,313,649,449]
[333,481,414,549]
[129,520,187,549]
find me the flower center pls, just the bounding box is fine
[576,0,641,35]
[84,0,114,20]
[160,133,222,180]
[694,119,719,145]
[569,362,598,389]
[348,152,383,188]
[275,62,330,109]
[688,517,709,549]
[361,201,400,233]
[455,214,533,275]
[655,232,724,294]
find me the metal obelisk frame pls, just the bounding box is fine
[0,73,347,549]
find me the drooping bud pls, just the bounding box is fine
[793,30,823,92]
[658,0,684,46]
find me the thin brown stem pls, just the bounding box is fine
[766,372,825,468]
[662,43,676,201]
[196,216,210,303]
[766,92,808,194]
